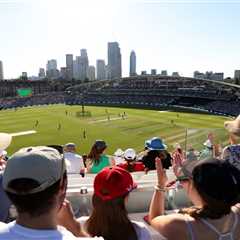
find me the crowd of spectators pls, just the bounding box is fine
[66,92,240,117]
[65,77,240,116]
[0,115,240,239]
[0,93,65,109]
[204,100,240,116]
[0,77,239,117]
[1,77,240,239]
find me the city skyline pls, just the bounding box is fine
[0,41,231,80]
[1,0,240,79]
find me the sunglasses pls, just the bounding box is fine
[166,175,190,188]
[177,175,190,182]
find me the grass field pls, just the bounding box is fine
[0,104,230,155]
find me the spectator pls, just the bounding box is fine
[222,115,240,171]
[186,146,198,162]
[0,146,98,239]
[0,151,7,171]
[141,137,171,171]
[0,133,12,223]
[199,133,222,160]
[113,148,125,165]
[149,158,240,240]
[64,143,85,175]
[117,148,145,172]
[86,140,114,173]
[0,133,12,170]
[83,166,151,240]
[171,143,185,176]
[0,173,11,223]
[198,139,214,160]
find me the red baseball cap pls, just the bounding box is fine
[94,166,137,201]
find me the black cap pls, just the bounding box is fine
[182,159,240,204]
[94,140,107,150]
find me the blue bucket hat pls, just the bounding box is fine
[145,137,167,151]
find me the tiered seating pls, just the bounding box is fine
[67,170,190,216]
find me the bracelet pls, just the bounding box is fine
[154,185,166,192]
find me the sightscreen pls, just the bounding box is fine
[17,88,32,97]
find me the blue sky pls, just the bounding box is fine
[1,0,240,79]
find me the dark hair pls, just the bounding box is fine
[47,145,63,154]
[180,161,239,219]
[125,161,135,172]
[88,145,106,165]
[6,172,67,218]
[177,148,183,154]
[86,194,138,240]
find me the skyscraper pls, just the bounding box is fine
[66,54,73,80]
[74,57,82,80]
[0,61,3,80]
[88,66,96,81]
[107,42,122,79]
[60,67,67,79]
[79,49,89,80]
[105,65,111,80]
[73,59,79,80]
[96,59,106,80]
[38,68,46,78]
[234,70,240,80]
[130,51,136,76]
[47,59,57,71]
[46,59,59,79]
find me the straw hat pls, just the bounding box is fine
[224,115,240,137]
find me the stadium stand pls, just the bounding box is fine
[0,75,240,117]
[65,75,240,117]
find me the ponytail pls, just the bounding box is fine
[179,200,231,219]
[126,161,134,172]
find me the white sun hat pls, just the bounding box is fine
[124,148,136,161]
[114,148,124,157]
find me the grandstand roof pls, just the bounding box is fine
[66,75,240,91]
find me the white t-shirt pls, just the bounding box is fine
[79,217,152,240]
[64,152,84,174]
[0,221,103,240]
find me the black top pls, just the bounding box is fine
[141,150,172,170]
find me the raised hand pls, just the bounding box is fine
[155,157,168,188]
[57,199,85,237]
[57,199,75,227]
